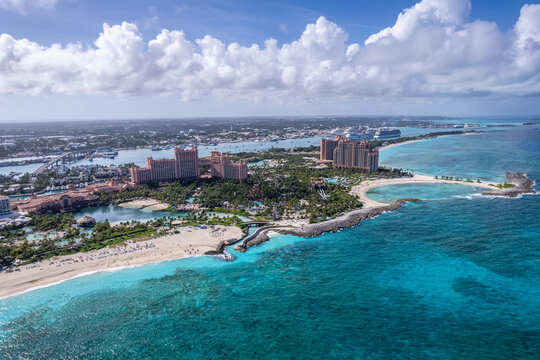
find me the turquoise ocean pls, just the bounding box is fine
[1,120,539,359]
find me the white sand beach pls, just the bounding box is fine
[118,198,169,211]
[0,225,243,299]
[378,131,479,152]
[350,174,497,208]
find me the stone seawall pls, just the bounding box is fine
[236,198,421,251]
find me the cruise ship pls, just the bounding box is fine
[374,127,401,140]
[344,128,374,141]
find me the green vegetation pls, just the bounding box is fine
[30,213,75,231]
[102,149,408,222]
[495,183,516,189]
[0,217,156,267]
[159,150,406,221]
[369,130,475,149]
[209,208,252,217]
[78,221,156,252]
[0,210,252,267]
[0,147,411,267]
[97,182,196,207]
[437,176,480,183]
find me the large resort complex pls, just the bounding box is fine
[130,147,248,184]
[9,181,132,214]
[321,135,379,172]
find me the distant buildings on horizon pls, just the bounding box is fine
[320,135,379,172]
[130,147,248,184]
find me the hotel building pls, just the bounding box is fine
[0,195,11,216]
[130,147,247,184]
[12,191,99,214]
[131,147,199,184]
[210,151,248,181]
[320,135,379,172]
[11,180,132,214]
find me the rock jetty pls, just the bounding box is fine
[482,172,536,197]
[235,198,421,251]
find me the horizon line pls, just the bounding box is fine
[1,114,539,124]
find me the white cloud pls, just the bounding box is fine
[0,0,539,102]
[365,0,471,45]
[0,0,59,14]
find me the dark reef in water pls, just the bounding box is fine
[482,172,536,198]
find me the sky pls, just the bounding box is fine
[0,0,539,121]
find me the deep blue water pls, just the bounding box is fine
[1,122,539,359]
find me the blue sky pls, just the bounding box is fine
[0,0,539,121]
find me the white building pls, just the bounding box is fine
[0,196,11,216]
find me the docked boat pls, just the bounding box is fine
[374,127,401,140]
[345,129,374,141]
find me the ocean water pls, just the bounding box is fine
[380,124,540,182]
[367,183,486,203]
[1,121,539,359]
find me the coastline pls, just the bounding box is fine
[235,198,422,251]
[235,172,534,252]
[377,131,478,152]
[350,174,496,208]
[0,225,243,300]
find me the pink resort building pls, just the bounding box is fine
[320,135,379,172]
[210,151,248,181]
[130,147,247,184]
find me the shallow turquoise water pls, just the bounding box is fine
[0,122,539,359]
[379,125,540,182]
[367,183,485,203]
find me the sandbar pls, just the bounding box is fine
[118,198,169,211]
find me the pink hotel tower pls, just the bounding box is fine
[130,147,247,184]
[320,135,379,172]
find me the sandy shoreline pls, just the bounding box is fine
[118,198,169,211]
[350,174,496,208]
[0,225,243,299]
[378,131,478,152]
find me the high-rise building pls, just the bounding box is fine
[0,196,11,215]
[174,147,199,179]
[147,158,176,181]
[210,151,248,181]
[320,138,339,161]
[130,147,247,184]
[320,135,378,172]
[130,166,152,184]
[131,147,199,184]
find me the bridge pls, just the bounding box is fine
[32,151,88,175]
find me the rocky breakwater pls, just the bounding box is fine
[235,198,421,252]
[204,227,250,256]
[482,172,536,197]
